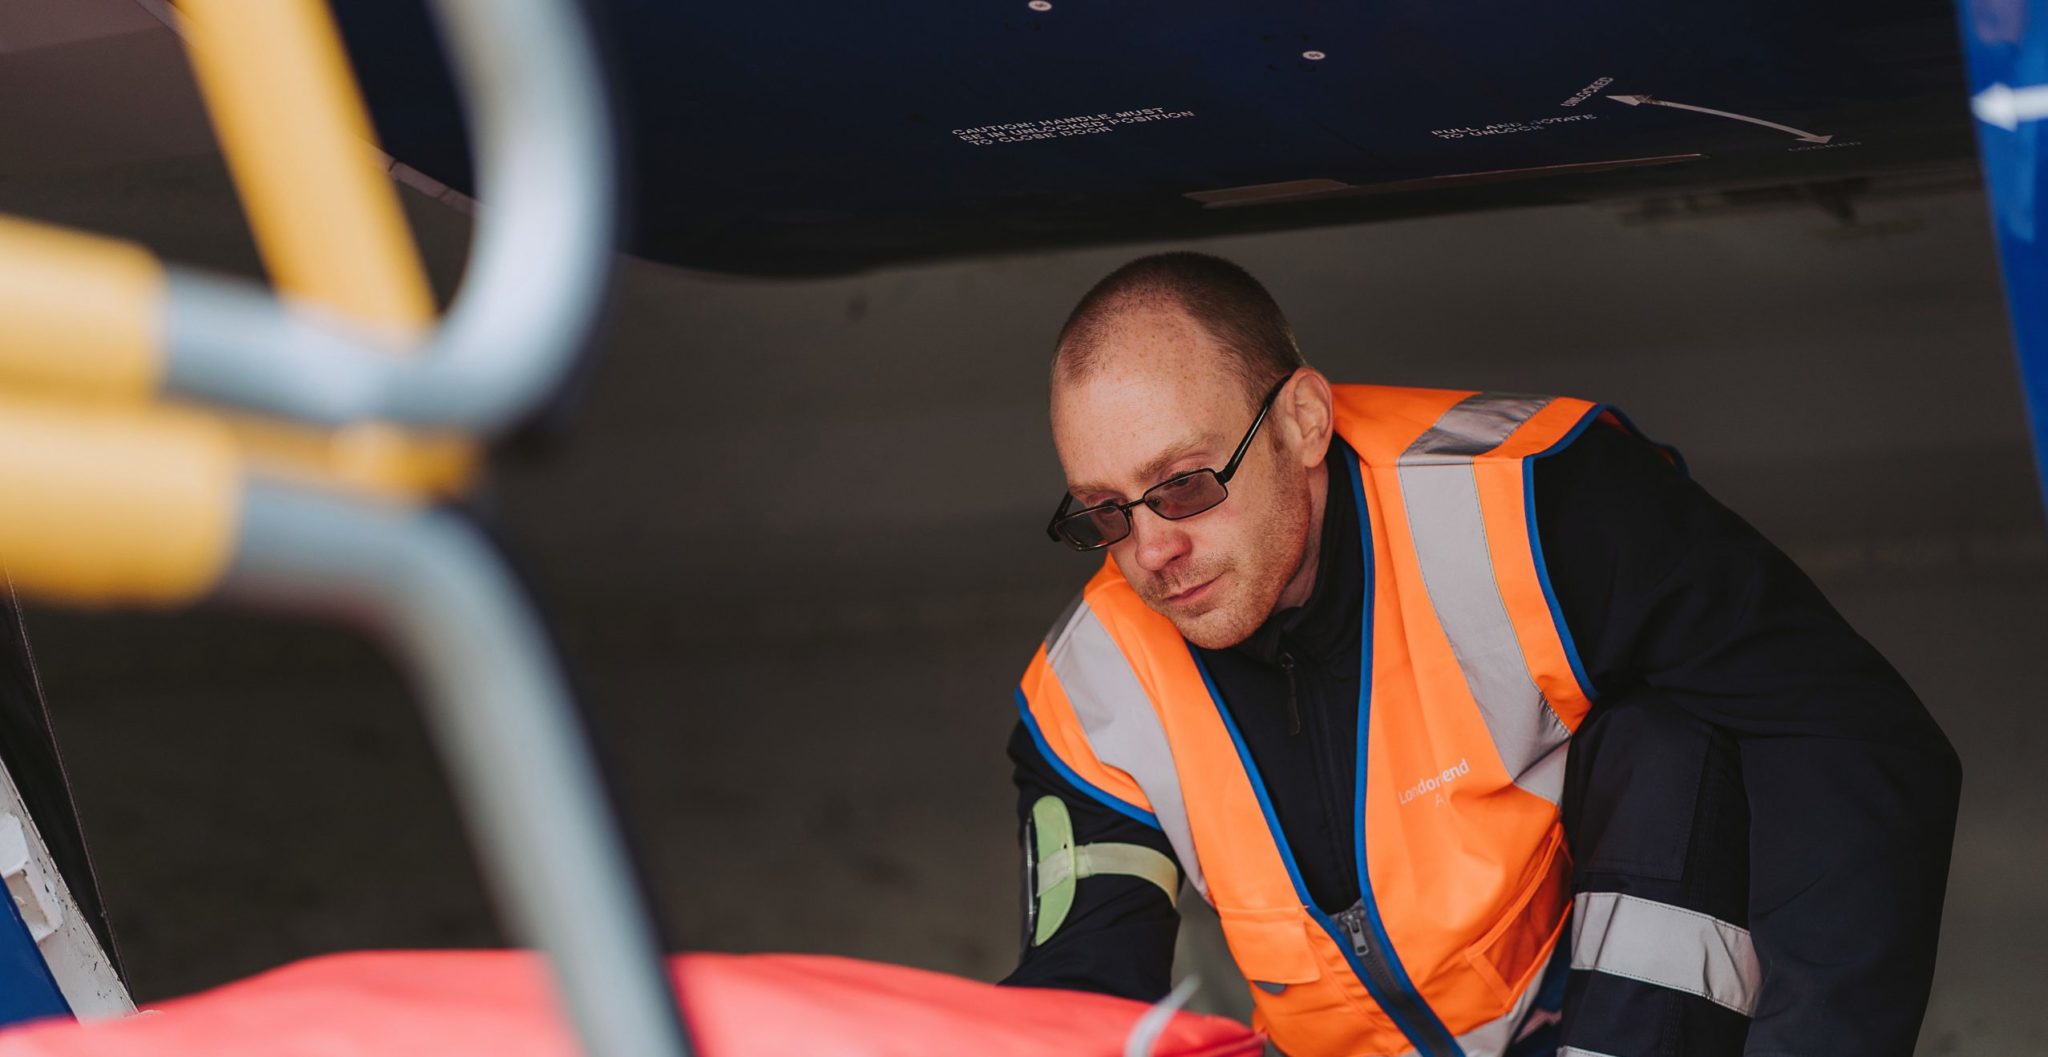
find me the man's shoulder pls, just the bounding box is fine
[1327,383,1614,465]
[1529,417,1689,507]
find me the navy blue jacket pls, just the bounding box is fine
[1003,422,1959,1055]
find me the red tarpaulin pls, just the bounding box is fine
[0,950,1263,1057]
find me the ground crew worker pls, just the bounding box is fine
[1000,252,1960,1057]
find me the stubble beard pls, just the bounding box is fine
[1147,474,1314,650]
[1138,562,1237,648]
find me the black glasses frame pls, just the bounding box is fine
[1045,374,1293,551]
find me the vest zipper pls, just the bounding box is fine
[1183,455,1467,1057]
[1190,640,1463,1057]
[1330,904,1458,1057]
[1334,455,1464,1057]
[1278,651,1302,735]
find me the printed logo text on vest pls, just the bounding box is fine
[1399,758,1471,807]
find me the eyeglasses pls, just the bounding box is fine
[1045,374,1292,551]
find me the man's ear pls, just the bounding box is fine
[1280,369,1335,468]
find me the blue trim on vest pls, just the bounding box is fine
[1182,450,1460,1057]
[1341,451,1465,1056]
[1523,404,1605,705]
[1523,402,1687,706]
[1014,687,1162,830]
[1184,652,1315,897]
[1189,650,1456,1057]
[1601,404,1690,477]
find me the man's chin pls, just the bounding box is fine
[1137,573,1263,647]
[1167,606,1259,650]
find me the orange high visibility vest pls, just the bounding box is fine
[1019,385,1620,1057]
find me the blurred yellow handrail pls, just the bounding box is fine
[177,0,436,331]
[0,394,239,606]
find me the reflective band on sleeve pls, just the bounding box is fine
[1398,394,1572,804]
[1570,891,1761,1016]
[1028,796,1181,946]
[1045,600,1206,898]
[1029,796,1076,946]
[1035,843,1182,908]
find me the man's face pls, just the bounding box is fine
[1050,309,1318,649]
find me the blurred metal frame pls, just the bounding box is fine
[0,1,691,1055]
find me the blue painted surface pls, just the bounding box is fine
[1955,0,2048,511]
[334,0,1975,274]
[0,876,71,1027]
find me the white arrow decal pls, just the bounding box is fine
[1608,93,1832,144]
[1972,83,2048,131]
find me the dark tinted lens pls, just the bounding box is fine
[1056,505,1131,550]
[1144,470,1227,519]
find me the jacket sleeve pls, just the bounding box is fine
[998,718,1182,1002]
[1533,422,1961,1056]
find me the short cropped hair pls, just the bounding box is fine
[1052,252,1305,405]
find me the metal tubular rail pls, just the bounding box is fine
[162,0,618,434]
[0,0,615,438]
[174,2,692,1053]
[169,0,483,499]
[223,483,691,1057]
[177,0,438,329]
[0,0,694,1054]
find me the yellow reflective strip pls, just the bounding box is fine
[1073,843,1180,907]
[1031,793,1180,946]
[176,0,435,330]
[1030,796,1076,946]
[0,217,163,400]
[0,397,239,605]
[1035,845,1180,904]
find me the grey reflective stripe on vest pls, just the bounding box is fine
[1044,597,1206,898]
[1396,393,1572,805]
[1570,891,1761,1015]
[1407,394,1553,459]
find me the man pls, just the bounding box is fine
[1000,252,1960,1057]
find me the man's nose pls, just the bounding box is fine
[1125,507,1191,573]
